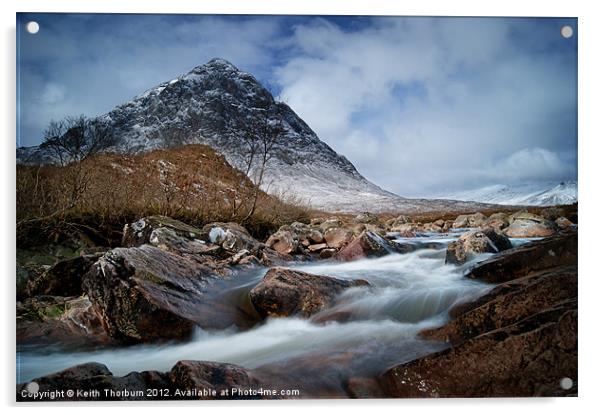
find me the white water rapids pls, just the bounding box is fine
[17,231,538,395]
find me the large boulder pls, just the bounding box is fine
[505,212,558,238]
[465,232,577,284]
[249,268,369,318]
[82,245,234,343]
[484,212,510,231]
[26,252,106,297]
[445,228,512,265]
[336,231,398,262]
[380,308,577,397]
[323,227,353,249]
[422,266,577,344]
[17,295,111,349]
[169,361,261,400]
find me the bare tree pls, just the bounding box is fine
[239,103,285,222]
[39,115,115,211]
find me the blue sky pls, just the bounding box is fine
[16,14,577,196]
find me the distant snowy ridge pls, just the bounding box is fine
[17,58,499,214]
[440,181,577,207]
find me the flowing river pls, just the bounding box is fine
[17,230,538,396]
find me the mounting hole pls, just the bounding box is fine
[26,381,39,394]
[26,21,40,34]
[560,25,573,39]
[559,377,573,390]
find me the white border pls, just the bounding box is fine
[2,1,600,414]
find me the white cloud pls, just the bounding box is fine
[274,17,577,196]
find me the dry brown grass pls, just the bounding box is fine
[17,144,317,245]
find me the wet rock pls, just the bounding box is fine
[466,232,577,283]
[504,212,558,238]
[266,230,298,255]
[249,268,369,318]
[169,361,260,399]
[17,295,111,349]
[445,228,512,265]
[380,308,577,397]
[82,245,233,342]
[422,266,577,344]
[324,227,353,249]
[336,231,397,262]
[17,360,269,401]
[17,362,174,401]
[26,253,105,297]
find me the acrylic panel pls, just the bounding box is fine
[16,13,577,401]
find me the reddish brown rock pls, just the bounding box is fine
[266,230,298,255]
[324,227,353,249]
[422,266,577,344]
[445,228,512,265]
[336,231,395,262]
[465,232,577,283]
[169,361,260,399]
[505,212,558,238]
[249,268,369,318]
[380,308,577,397]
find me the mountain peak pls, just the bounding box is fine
[204,57,239,70]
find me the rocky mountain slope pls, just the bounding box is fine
[18,58,496,214]
[440,181,577,207]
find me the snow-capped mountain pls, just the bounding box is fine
[441,181,577,207]
[17,58,496,213]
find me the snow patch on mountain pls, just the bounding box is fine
[440,181,577,206]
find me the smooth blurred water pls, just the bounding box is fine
[17,230,537,392]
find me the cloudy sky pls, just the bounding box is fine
[16,14,577,197]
